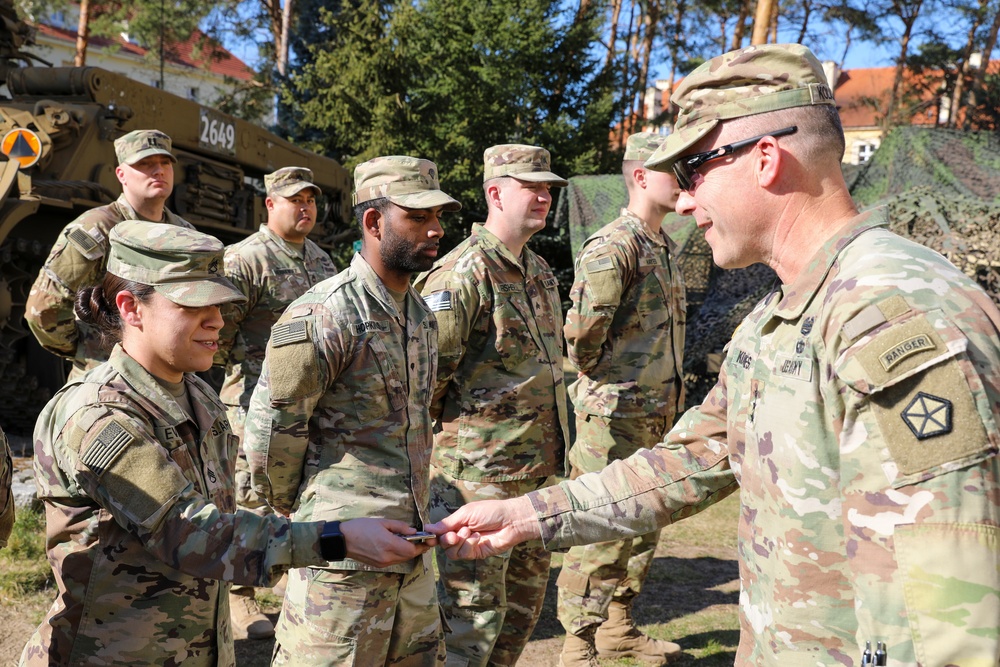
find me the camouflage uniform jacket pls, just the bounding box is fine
[415,223,570,482]
[23,344,326,667]
[528,208,1000,665]
[565,208,686,420]
[245,253,437,574]
[0,426,12,548]
[25,194,194,376]
[215,224,337,410]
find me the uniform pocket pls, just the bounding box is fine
[493,296,539,371]
[351,335,407,424]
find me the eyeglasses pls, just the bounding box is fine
[671,125,798,191]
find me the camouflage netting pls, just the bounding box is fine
[554,126,1000,409]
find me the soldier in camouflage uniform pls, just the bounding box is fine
[215,166,337,639]
[25,130,195,379]
[414,144,571,666]
[21,221,424,666]
[0,425,13,549]
[244,155,460,666]
[431,44,1000,665]
[557,132,686,667]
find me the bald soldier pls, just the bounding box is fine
[26,129,194,379]
[557,132,686,667]
[244,156,460,665]
[430,44,1000,665]
[215,166,337,639]
[415,144,571,666]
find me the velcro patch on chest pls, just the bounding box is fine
[773,353,813,382]
[272,319,310,347]
[67,227,104,260]
[350,319,391,336]
[639,255,662,268]
[496,282,523,294]
[423,290,453,312]
[81,420,134,476]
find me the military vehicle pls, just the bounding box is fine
[0,1,352,435]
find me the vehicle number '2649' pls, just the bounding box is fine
[199,108,236,156]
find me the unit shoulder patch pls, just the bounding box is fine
[900,392,952,440]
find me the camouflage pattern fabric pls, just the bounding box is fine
[215,225,336,508]
[556,414,668,636]
[21,344,326,667]
[0,425,13,548]
[414,223,570,482]
[565,209,686,421]
[527,208,1000,664]
[265,166,319,198]
[429,467,552,666]
[24,193,194,379]
[353,156,461,211]
[243,252,440,662]
[482,144,567,185]
[644,43,836,172]
[114,129,176,165]
[271,564,443,666]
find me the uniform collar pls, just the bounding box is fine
[771,207,889,321]
[116,193,178,225]
[350,253,429,327]
[472,223,537,274]
[259,224,305,259]
[620,208,675,252]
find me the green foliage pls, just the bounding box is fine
[0,509,52,598]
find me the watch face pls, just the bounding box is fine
[320,522,346,561]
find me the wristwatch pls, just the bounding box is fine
[320,521,346,561]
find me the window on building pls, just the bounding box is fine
[188,87,199,101]
[856,140,879,163]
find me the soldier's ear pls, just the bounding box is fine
[362,208,382,240]
[116,291,143,328]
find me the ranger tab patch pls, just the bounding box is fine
[423,290,452,312]
[901,392,952,439]
[880,334,935,371]
[82,421,133,476]
[272,319,310,347]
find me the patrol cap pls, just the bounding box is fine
[266,166,320,198]
[623,132,667,162]
[353,156,461,212]
[645,44,835,171]
[483,144,567,186]
[107,221,246,307]
[115,129,176,166]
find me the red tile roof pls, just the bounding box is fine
[35,22,254,81]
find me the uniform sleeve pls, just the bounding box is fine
[530,372,738,549]
[25,217,110,357]
[215,252,256,366]
[418,268,481,420]
[0,426,14,549]
[564,242,627,373]
[58,403,326,586]
[244,311,338,514]
[833,300,1000,662]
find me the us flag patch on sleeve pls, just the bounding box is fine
[424,290,452,312]
[272,319,310,347]
[81,421,133,476]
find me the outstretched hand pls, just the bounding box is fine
[425,496,539,559]
[341,518,436,568]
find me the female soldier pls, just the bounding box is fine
[21,221,430,666]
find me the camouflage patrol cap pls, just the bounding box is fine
[645,44,835,171]
[114,129,176,166]
[623,132,667,162]
[353,156,461,212]
[483,144,567,186]
[266,166,320,198]
[107,221,246,307]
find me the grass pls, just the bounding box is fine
[1,496,742,666]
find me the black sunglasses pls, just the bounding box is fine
[672,125,798,191]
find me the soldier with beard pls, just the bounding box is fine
[244,156,461,666]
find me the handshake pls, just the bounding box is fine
[339,496,538,568]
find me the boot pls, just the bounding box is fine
[595,600,682,664]
[230,588,275,640]
[271,573,288,597]
[558,626,600,667]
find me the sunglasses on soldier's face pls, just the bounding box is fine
[671,125,798,191]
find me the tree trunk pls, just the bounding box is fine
[751,0,775,44]
[967,1,1000,128]
[74,0,90,67]
[882,0,923,140]
[604,0,624,72]
[769,0,779,42]
[637,0,661,125]
[278,0,294,76]
[795,0,812,44]
[732,0,752,48]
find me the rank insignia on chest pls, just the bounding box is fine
[900,392,953,439]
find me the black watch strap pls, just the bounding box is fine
[320,520,346,561]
